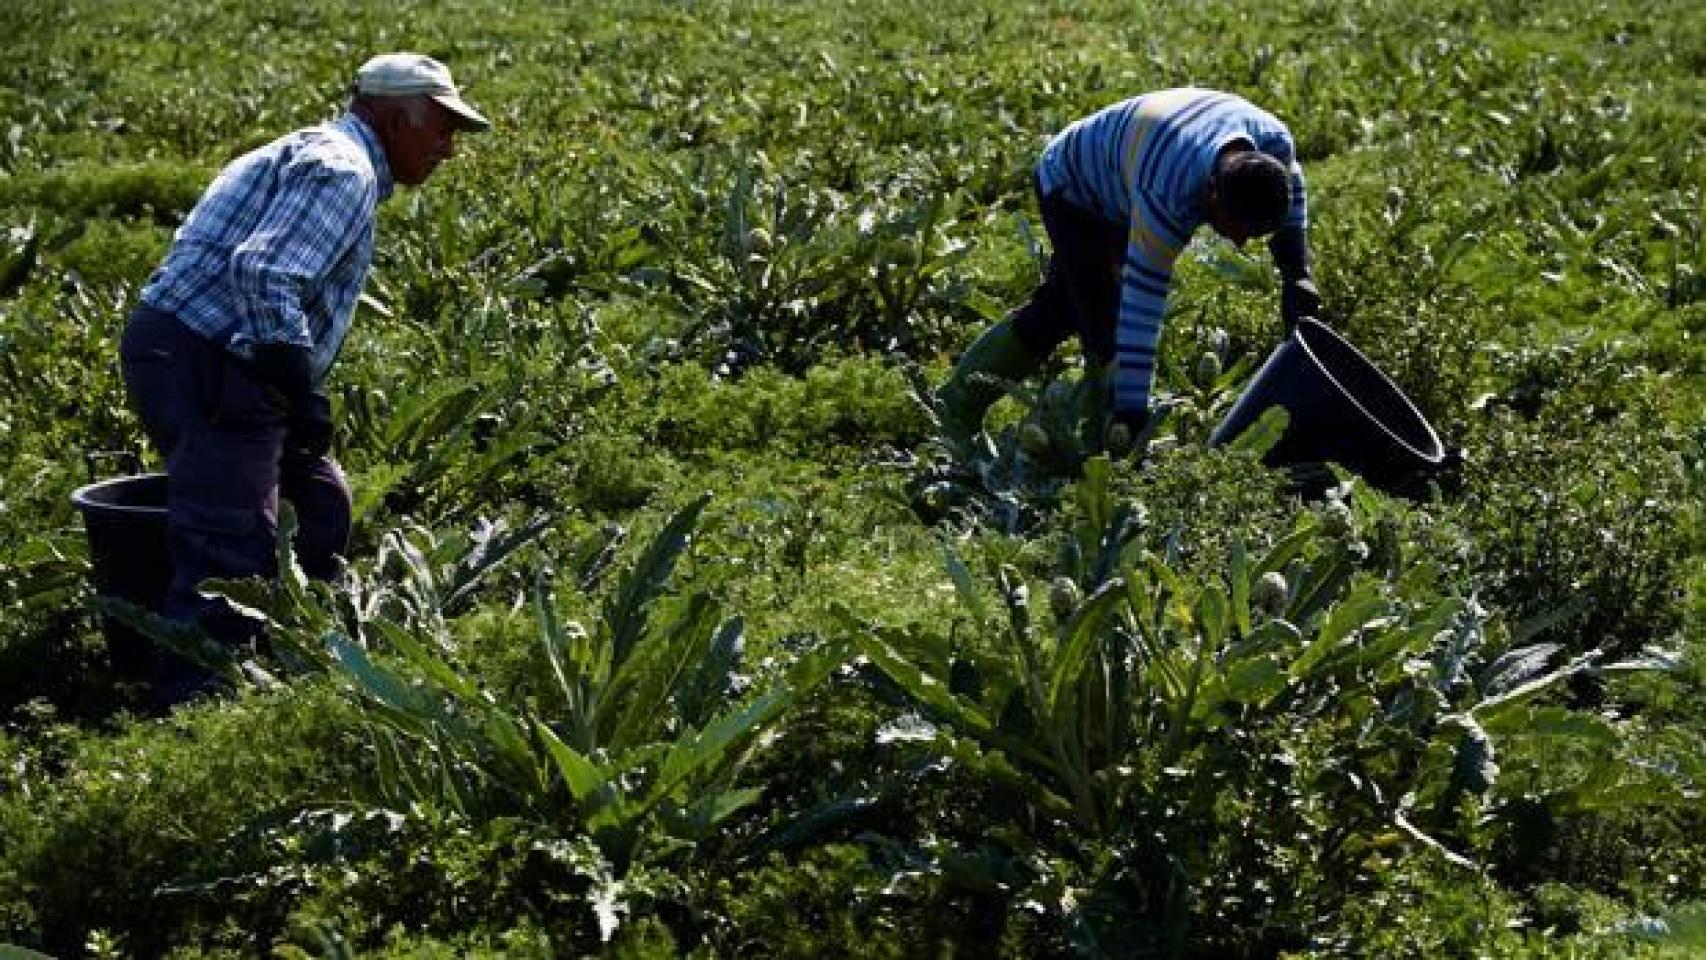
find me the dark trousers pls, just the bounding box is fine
[119,306,351,700]
[1008,180,1127,363]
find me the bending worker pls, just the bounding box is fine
[119,53,489,705]
[937,87,1322,446]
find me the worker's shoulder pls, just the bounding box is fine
[277,118,383,189]
[296,129,379,176]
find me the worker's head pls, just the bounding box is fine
[350,53,489,186]
[1204,148,1290,247]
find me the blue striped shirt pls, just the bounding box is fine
[140,113,392,383]
[1036,89,1308,415]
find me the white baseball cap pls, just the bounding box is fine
[353,53,490,132]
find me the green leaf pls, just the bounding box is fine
[536,720,607,800]
[1229,536,1252,637]
[1253,526,1313,578]
[942,543,990,624]
[198,576,288,629]
[743,790,886,861]
[534,568,586,720]
[327,632,455,736]
[431,723,473,818]
[1472,651,1604,718]
[651,687,788,805]
[1223,654,1286,706]
[274,503,312,604]
[850,623,993,735]
[442,512,554,615]
[1288,548,1355,625]
[678,616,747,729]
[645,636,845,813]
[1480,642,1561,698]
[1599,648,1684,673]
[1481,705,1618,745]
[602,592,722,746]
[1290,582,1389,680]
[369,618,481,703]
[1047,577,1127,715]
[676,786,765,835]
[602,493,711,671]
[933,727,1075,819]
[480,707,544,795]
[1446,714,1498,795]
[93,596,244,680]
[1393,811,1477,870]
[1225,405,1290,458]
[1197,583,1230,650]
[1511,597,1590,645]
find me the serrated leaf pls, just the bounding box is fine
[1448,714,1498,795]
[1480,642,1561,698]
[1480,705,1619,745]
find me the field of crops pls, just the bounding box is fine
[0,0,1701,956]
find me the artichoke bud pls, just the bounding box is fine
[1208,327,1231,361]
[1019,422,1052,457]
[1049,576,1082,620]
[1194,350,1222,388]
[1106,421,1134,456]
[1321,499,1355,539]
[919,481,954,513]
[1253,571,1289,618]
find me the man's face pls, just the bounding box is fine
[1209,210,1256,248]
[385,100,461,186]
[1203,175,1278,249]
[1205,183,1257,248]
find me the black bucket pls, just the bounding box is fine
[1209,319,1449,492]
[70,473,172,677]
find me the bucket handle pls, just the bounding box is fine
[84,449,146,484]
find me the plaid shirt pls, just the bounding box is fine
[1037,89,1308,415]
[140,113,392,383]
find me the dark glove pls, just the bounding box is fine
[1281,276,1322,331]
[1267,224,1312,279]
[1269,225,1321,331]
[250,342,332,458]
[1104,409,1150,457]
[289,389,334,458]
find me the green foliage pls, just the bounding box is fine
[0,163,206,223]
[0,687,367,956]
[115,499,850,947]
[0,0,1700,955]
[852,465,1687,953]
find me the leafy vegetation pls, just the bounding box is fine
[0,0,1700,956]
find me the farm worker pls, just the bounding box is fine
[118,53,489,705]
[936,87,1320,448]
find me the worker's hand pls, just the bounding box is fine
[1281,277,1322,332]
[250,342,315,405]
[251,343,331,456]
[288,390,334,459]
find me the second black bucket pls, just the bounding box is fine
[1208,319,1446,491]
[70,473,172,678]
